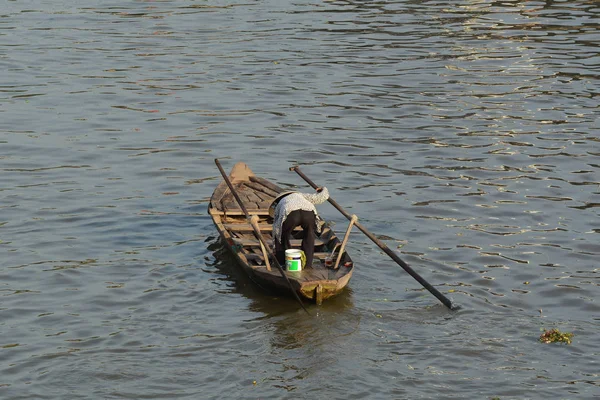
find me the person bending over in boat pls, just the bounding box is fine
[272,187,329,268]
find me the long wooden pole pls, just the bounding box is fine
[215,159,309,314]
[290,166,457,310]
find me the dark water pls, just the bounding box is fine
[1,1,599,398]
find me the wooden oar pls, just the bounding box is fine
[215,159,309,315]
[333,214,357,270]
[256,225,272,271]
[290,166,458,311]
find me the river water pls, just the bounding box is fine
[1,1,599,398]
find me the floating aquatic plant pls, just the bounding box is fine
[539,328,573,344]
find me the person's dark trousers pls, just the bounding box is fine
[275,210,316,268]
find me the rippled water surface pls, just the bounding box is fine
[1,1,599,398]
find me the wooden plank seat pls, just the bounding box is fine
[223,223,308,233]
[223,223,275,232]
[209,208,270,216]
[233,237,326,248]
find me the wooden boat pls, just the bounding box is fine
[208,162,354,304]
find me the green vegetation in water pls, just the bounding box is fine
[539,328,573,344]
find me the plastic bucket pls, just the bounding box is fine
[285,249,304,272]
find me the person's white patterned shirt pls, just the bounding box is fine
[273,187,329,243]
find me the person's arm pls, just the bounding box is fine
[302,187,329,205]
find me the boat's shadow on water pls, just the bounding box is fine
[206,236,362,356]
[205,237,356,316]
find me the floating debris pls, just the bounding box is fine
[539,328,573,344]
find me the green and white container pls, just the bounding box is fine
[285,249,304,272]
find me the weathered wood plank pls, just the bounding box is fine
[243,181,278,199]
[224,223,273,232]
[244,191,263,205]
[223,223,306,233]
[258,200,272,210]
[211,184,229,206]
[233,238,326,247]
[223,200,240,210]
[209,208,270,216]
[249,176,284,194]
